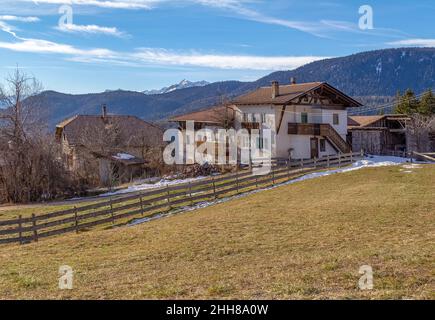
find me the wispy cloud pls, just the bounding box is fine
[387,38,435,47]
[0,34,327,70]
[56,23,126,37]
[0,15,40,22]
[17,0,404,39]
[0,15,40,38]
[0,38,115,56]
[131,48,328,70]
[19,0,156,9]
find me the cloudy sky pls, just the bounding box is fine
[0,0,434,93]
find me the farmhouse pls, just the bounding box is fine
[171,79,362,160]
[55,106,164,185]
[347,114,410,155]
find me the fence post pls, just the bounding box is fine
[236,170,239,194]
[327,155,330,168]
[314,157,317,168]
[31,213,38,242]
[140,196,144,216]
[188,181,193,206]
[272,167,275,185]
[300,158,304,168]
[166,185,171,210]
[18,215,23,245]
[338,153,341,167]
[212,176,216,199]
[109,197,115,225]
[350,152,353,163]
[74,206,79,234]
[360,149,364,157]
[255,176,258,189]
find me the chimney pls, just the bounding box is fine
[271,81,279,99]
[102,104,107,118]
[290,77,296,85]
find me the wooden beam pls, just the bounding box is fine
[277,103,290,134]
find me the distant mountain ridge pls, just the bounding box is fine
[142,79,210,95]
[31,47,435,128]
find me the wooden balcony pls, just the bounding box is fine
[288,123,321,135]
[288,122,351,153]
[241,122,260,130]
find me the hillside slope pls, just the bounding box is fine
[0,165,433,299]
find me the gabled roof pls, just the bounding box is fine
[233,82,362,108]
[169,105,236,123]
[56,114,163,147]
[348,115,385,127]
[348,114,410,129]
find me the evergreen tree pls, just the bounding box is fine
[394,89,419,115]
[418,89,435,115]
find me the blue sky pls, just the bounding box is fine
[0,0,434,93]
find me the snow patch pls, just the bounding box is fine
[129,155,420,227]
[113,153,135,160]
[100,175,210,197]
[402,164,422,169]
[376,61,382,75]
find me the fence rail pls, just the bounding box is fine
[0,151,363,245]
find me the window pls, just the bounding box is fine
[243,136,250,148]
[319,139,326,152]
[243,113,249,122]
[301,112,308,123]
[257,137,264,149]
[333,113,339,125]
[261,113,266,124]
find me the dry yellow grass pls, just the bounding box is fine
[0,165,434,299]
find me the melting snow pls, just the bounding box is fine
[376,61,382,75]
[402,164,422,169]
[129,155,424,226]
[113,153,136,160]
[100,175,210,197]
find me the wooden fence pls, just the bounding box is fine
[0,151,363,245]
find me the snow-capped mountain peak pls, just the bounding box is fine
[143,79,209,95]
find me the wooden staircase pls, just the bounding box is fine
[319,124,351,153]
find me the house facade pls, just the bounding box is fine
[171,80,362,161]
[55,106,164,185]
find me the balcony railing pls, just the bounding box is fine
[288,123,321,135]
[241,122,260,130]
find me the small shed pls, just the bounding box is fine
[93,152,148,185]
[348,114,410,155]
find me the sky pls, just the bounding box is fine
[0,0,434,94]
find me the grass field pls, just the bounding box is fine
[0,164,434,299]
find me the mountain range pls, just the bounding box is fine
[142,79,210,95]
[26,47,435,128]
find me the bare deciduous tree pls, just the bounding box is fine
[210,95,236,129]
[406,114,435,153]
[0,69,77,203]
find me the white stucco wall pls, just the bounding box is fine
[321,109,348,139]
[235,104,349,159]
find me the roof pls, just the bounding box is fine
[233,82,363,107]
[169,105,236,123]
[56,114,164,147]
[348,114,410,129]
[348,115,385,127]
